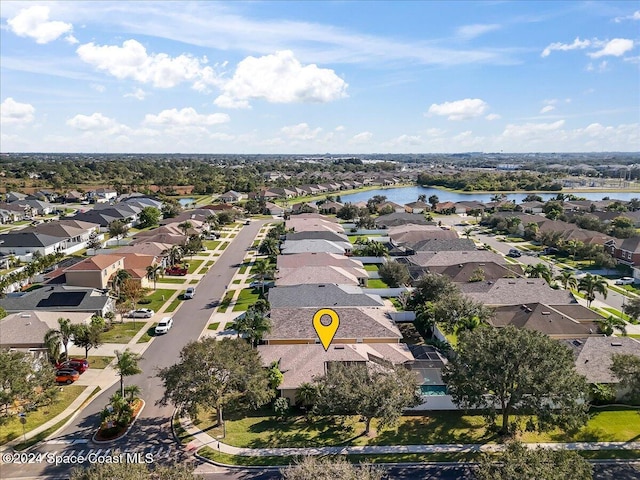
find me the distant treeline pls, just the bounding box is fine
[417,171,563,192]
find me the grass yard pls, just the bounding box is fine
[207,322,220,330]
[220,242,228,250]
[185,259,203,274]
[189,279,199,284]
[156,277,188,284]
[366,279,389,288]
[138,289,173,312]
[238,264,248,274]
[232,288,260,311]
[204,240,221,250]
[218,290,235,312]
[0,386,86,445]
[205,260,214,267]
[164,297,182,313]
[101,322,143,343]
[232,279,241,284]
[137,324,158,343]
[86,356,114,369]
[364,264,379,272]
[601,307,631,322]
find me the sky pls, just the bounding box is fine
[1,1,639,154]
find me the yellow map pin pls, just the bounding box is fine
[313,308,340,351]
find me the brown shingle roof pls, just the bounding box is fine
[64,254,124,271]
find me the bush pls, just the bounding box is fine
[273,397,290,420]
[137,298,152,305]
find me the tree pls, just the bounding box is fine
[158,337,274,426]
[138,207,161,228]
[0,350,58,421]
[610,353,640,404]
[121,278,144,312]
[145,264,163,290]
[409,272,457,308]
[167,245,184,266]
[70,461,197,480]
[313,363,420,436]
[111,269,131,299]
[524,263,552,284]
[115,301,130,324]
[267,361,283,389]
[44,317,74,361]
[216,210,236,225]
[295,382,320,409]
[428,195,439,210]
[366,195,387,213]
[378,261,409,287]
[476,442,592,480]
[177,221,193,236]
[592,251,616,271]
[183,235,203,257]
[86,231,102,251]
[623,296,640,323]
[577,273,608,307]
[161,201,181,219]
[124,384,141,403]
[251,258,275,294]
[565,239,583,262]
[598,315,627,336]
[609,216,635,239]
[108,220,129,245]
[463,227,474,239]
[353,240,388,257]
[258,237,280,258]
[417,194,427,203]
[442,326,589,435]
[336,203,359,221]
[555,270,578,291]
[356,214,375,229]
[71,321,104,358]
[235,307,272,347]
[114,349,142,398]
[281,456,383,480]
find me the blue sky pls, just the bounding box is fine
[1,1,638,154]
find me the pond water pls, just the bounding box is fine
[178,198,196,207]
[338,186,640,205]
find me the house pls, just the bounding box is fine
[268,284,385,308]
[454,201,486,215]
[403,250,509,268]
[6,191,28,203]
[430,261,524,284]
[64,190,85,203]
[33,190,58,203]
[286,215,344,234]
[607,236,640,266]
[63,255,126,289]
[318,201,343,215]
[387,224,458,246]
[565,337,640,401]
[276,265,367,286]
[280,239,352,255]
[458,278,576,306]
[131,233,186,246]
[277,252,365,271]
[404,201,429,214]
[434,201,456,214]
[265,202,285,217]
[377,201,405,214]
[489,303,602,339]
[374,212,434,229]
[88,188,118,203]
[0,286,114,316]
[25,220,101,254]
[218,190,244,203]
[0,310,92,356]
[0,203,29,223]
[17,199,56,216]
[112,242,172,258]
[408,238,476,252]
[285,230,349,244]
[0,232,66,257]
[291,202,320,214]
[519,201,545,214]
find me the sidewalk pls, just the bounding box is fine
[178,414,640,457]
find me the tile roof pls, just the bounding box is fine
[64,254,124,271]
[268,284,385,308]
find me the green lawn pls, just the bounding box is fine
[239,264,248,274]
[232,288,260,311]
[189,279,199,284]
[138,289,173,312]
[0,386,86,445]
[366,279,389,288]
[194,407,640,450]
[205,260,214,267]
[164,297,182,313]
[232,279,241,284]
[207,322,220,330]
[137,324,158,343]
[601,307,631,322]
[101,322,143,343]
[218,290,235,312]
[220,242,228,250]
[364,264,379,272]
[86,356,114,369]
[204,240,221,250]
[185,259,203,274]
[156,277,188,284]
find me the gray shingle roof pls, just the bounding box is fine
[0,286,112,314]
[0,232,63,247]
[268,284,385,308]
[409,238,476,252]
[490,303,601,337]
[459,278,576,306]
[567,337,640,384]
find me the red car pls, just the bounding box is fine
[165,266,188,276]
[56,358,89,374]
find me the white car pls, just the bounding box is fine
[155,316,173,335]
[184,287,195,299]
[128,308,154,318]
[614,277,635,285]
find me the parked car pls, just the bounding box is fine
[55,369,80,384]
[615,277,635,285]
[507,248,522,258]
[165,266,188,276]
[244,219,251,225]
[155,316,173,335]
[56,358,89,374]
[128,308,154,318]
[184,287,195,299]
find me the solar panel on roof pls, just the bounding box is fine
[37,292,85,307]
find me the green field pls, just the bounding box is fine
[232,288,260,311]
[186,259,203,274]
[156,277,188,284]
[86,356,114,369]
[138,289,174,312]
[101,322,143,343]
[137,324,159,343]
[364,264,380,272]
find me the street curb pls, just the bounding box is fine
[91,399,146,445]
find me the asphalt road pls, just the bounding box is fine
[1,219,270,479]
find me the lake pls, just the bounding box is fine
[338,186,640,205]
[178,198,196,207]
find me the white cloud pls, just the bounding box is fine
[90,84,106,93]
[143,108,229,126]
[541,37,590,57]
[214,50,348,109]
[586,60,609,72]
[540,105,555,114]
[456,24,500,40]
[335,125,345,132]
[485,113,501,121]
[588,38,634,58]
[7,6,73,44]
[385,134,423,147]
[502,120,566,139]
[427,98,489,120]
[280,123,322,140]
[350,131,373,144]
[76,39,220,89]
[124,88,146,100]
[66,113,119,131]
[426,128,446,136]
[1,98,35,125]
[614,11,640,22]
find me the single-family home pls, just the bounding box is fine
[0,286,114,316]
[268,283,385,308]
[0,232,66,257]
[276,252,365,271]
[519,201,545,214]
[458,278,576,306]
[430,261,523,284]
[276,265,367,286]
[607,236,640,266]
[88,188,118,203]
[374,212,434,229]
[265,202,285,217]
[404,201,429,214]
[63,255,126,289]
[6,191,28,203]
[388,224,458,246]
[218,190,244,203]
[280,239,352,255]
[64,190,85,203]
[377,201,405,214]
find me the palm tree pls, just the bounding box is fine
[578,273,608,307]
[258,237,280,258]
[295,382,319,410]
[555,270,578,291]
[417,194,427,203]
[235,307,272,347]
[124,384,142,403]
[167,245,183,266]
[44,317,74,361]
[565,239,583,262]
[112,269,132,299]
[43,330,63,365]
[114,349,142,398]
[598,316,628,336]
[463,227,474,239]
[251,259,275,295]
[524,263,552,284]
[456,315,481,334]
[145,264,163,290]
[177,221,193,236]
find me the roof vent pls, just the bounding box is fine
[509,281,516,284]
[479,263,485,266]
[20,314,31,318]
[611,342,623,347]
[542,311,551,315]
[334,345,345,350]
[573,340,583,346]
[318,284,325,287]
